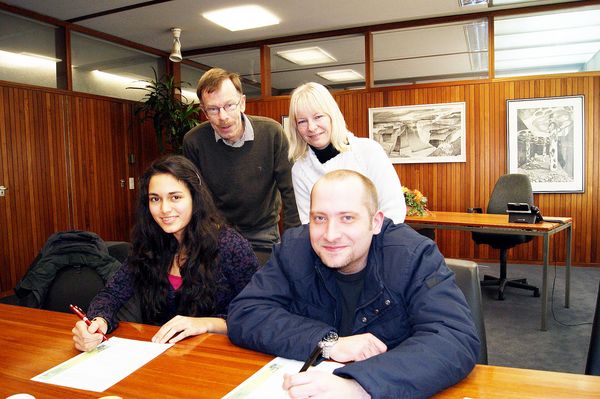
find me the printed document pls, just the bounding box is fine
[31,337,173,392]
[222,357,343,399]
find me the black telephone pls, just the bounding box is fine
[506,202,544,224]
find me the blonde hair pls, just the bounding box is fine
[312,170,378,218]
[196,68,243,106]
[287,82,351,162]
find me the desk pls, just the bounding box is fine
[1,304,599,398]
[405,211,573,331]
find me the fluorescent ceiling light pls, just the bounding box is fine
[0,50,60,68]
[496,66,581,77]
[277,47,337,65]
[496,42,600,62]
[203,5,279,31]
[317,69,364,82]
[181,89,199,104]
[91,70,147,86]
[496,54,591,70]
[492,0,534,5]
[459,0,488,6]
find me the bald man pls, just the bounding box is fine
[228,170,479,399]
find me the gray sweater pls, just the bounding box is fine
[183,115,299,233]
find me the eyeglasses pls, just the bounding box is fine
[203,99,242,116]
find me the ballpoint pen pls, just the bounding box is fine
[299,343,322,372]
[69,304,108,342]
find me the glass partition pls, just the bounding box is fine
[269,35,365,95]
[71,32,163,101]
[180,64,208,104]
[0,10,60,88]
[373,19,489,86]
[188,48,261,98]
[494,5,600,77]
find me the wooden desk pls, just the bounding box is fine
[405,211,573,331]
[1,304,599,399]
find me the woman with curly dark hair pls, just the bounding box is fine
[72,155,259,351]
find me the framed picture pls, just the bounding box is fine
[507,96,584,193]
[368,102,466,164]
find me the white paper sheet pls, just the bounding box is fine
[31,337,173,392]
[222,357,343,399]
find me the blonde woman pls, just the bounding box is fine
[287,82,406,224]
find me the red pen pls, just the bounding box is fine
[69,304,108,342]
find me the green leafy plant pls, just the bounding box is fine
[403,186,429,216]
[128,69,200,153]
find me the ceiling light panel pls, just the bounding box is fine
[203,5,279,31]
[277,47,337,66]
[317,69,364,82]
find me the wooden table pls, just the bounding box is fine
[1,304,599,398]
[405,211,573,331]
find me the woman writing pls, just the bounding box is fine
[287,82,406,224]
[72,155,259,351]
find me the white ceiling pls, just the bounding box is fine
[1,0,578,54]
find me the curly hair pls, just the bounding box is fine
[129,155,225,323]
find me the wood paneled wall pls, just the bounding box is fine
[1,73,598,296]
[245,74,600,267]
[0,82,152,295]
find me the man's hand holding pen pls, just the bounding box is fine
[286,333,385,398]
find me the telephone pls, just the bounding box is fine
[506,202,544,224]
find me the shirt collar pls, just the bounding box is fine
[214,113,255,148]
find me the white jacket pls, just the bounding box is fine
[292,132,406,224]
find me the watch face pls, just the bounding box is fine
[323,331,338,344]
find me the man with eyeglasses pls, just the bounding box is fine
[183,68,300,258]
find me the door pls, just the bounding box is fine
[0,86,71,295]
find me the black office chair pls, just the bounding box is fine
[585,280,600,376]
[14,231,123,313]
[471,174,540,300]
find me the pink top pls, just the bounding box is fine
[168,274,183,290]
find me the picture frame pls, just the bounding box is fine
[368,102,466,164]
[507,95,584,193]
[281,115,290,136]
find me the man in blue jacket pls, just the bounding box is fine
[227,170,479,399]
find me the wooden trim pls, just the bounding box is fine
[487,15,494,80]
[260,45,272,97]
[66,0,173,23]
[365,32,374,89]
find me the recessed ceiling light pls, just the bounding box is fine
[277,47,337,66]
[203,5,279,32]
[317,69,364,82]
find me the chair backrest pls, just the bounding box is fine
[585,280,600,375]
[487,174,533,215]
[445,258,488,364]
[43,265,105,313]
[106,241,131,263]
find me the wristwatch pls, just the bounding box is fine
[318,331,339,359]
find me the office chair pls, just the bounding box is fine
[445,258,488,364]
[471,174,540,300]
[44,241,131,313]
[585,280,600,376]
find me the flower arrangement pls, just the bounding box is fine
[402,186,429,216]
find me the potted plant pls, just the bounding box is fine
[129,69,200,153]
